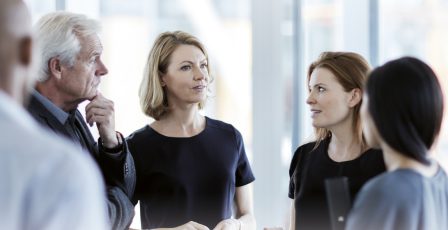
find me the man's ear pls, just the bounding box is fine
[348,88,362,108]
[18,36,32,66]
[49,57,62,79]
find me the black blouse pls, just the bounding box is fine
[289,138,386,230]
[128,117,255,229]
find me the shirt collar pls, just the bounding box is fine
[32,90,70,124]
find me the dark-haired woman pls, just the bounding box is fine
[346,57,448,230]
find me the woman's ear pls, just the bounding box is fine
[160,75,167,87]
[348,88,362,108]
[158,71,167,87]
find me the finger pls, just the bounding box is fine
[86,113,96,127]
[85,100,113,113]
[87,114,110,128]
[90,91,103,101]
[212,222,223,230]
[85,100,102,112]
[214,221,232,230]
[189,221,210,230]
[217,219,237,230]
[85,96,113,112]
[86,114,109,127]
[85,108,103,126]
[85,106,113,126]
[86,107,109,120]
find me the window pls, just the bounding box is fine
[379,0,448,169]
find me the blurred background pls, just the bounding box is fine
[24,0,448,229]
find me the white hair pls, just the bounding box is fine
[34,11,100,82]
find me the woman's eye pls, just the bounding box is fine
[318,87,325,92]
[180,65,191,71]
[200,63,208,69]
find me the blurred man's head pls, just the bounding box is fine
[0,0,34,104]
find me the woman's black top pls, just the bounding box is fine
[128,117,255,229]
[289,138,386,230]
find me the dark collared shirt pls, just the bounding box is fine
[32,90,69,125]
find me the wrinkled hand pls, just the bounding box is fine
[85,92,118,148]
[174,221,210,230]
[213,219,240,230]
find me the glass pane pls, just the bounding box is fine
[24,0,56,23]
[301,0,343,143]
[379,0,448,169]
[97,0,252,146]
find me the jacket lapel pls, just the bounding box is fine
[27,94,72,138]
[74,110,98,157]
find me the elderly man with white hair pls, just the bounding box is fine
[27,11,136,230]
[0,1,108,229]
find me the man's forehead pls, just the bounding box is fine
[79,34,103,54]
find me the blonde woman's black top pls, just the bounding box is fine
[128,117,255,229]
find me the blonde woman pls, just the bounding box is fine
[127,31,255,230]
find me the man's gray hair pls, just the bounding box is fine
[35,11,100,82]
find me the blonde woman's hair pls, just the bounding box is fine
[308,52,371,150]
[139,31,211,120]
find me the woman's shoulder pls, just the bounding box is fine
[363,148,383,156]
[360,148,385,163]
[289,140,321,176]
[293,138,326,156]
[126,125,153,143]
[362,170,423,200]
[206,116,240,135]
[348,171,422,229]
[295,141,317,152]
